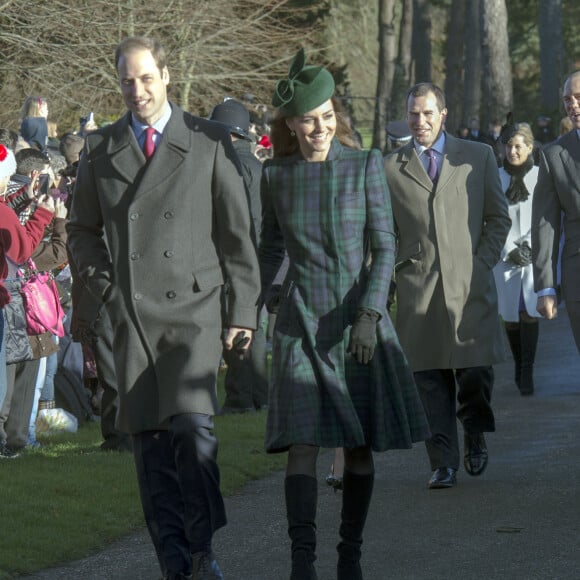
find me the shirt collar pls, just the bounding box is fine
[414,132,446,157]
[131,102,172,139]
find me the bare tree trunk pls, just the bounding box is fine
[444,0,466,135]
[481,0,513,131]
[412,0,432,82]
[390,0,413,121]
[372,0,396,151]
[539,0,564,115]
[463,0,482,127]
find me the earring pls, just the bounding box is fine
[290,130,295,137]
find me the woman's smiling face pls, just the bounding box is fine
[286,99,336,162]
[505,134,533,166]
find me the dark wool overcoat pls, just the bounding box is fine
[384,134,511,372]
[259,139,429,453]
[67,104,260,434]
[532,129,580,304]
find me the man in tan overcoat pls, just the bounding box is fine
[67,37,260,580]
[384,82,510,490]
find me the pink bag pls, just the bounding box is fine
[18,259,65,338]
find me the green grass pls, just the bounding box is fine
[0,370,286,579]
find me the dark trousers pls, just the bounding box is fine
[565,300,580,354]
[90,310,131,450]
[1,358,40,448]
[222,323,268,409]
[132,413,226,577]
[414,366,495,470]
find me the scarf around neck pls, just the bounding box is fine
[502,155,534,204]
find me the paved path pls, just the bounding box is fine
[24,309,580,580]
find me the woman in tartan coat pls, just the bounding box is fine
[259,49,429,580]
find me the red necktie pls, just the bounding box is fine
[143,127,156,160]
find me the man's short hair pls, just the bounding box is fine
[115,36,167,73]
[15,147,49,176]
[0,127,19,151]
[406,82,446,112]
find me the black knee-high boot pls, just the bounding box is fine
[285,474,318,580]
[337,471,374,580]
[504,323,522,389]
[519,321,539,396]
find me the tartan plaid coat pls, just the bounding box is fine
[259,139,429,453]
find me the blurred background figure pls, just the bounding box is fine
[58,132,85,210]
[493,119,541,396]
[78,112,98,137]
[466,116,492,145]
[19,96,49,153]
[534,114,556,145]
[559,115,573,137]
[385,119,412,153]
[457,125,470,139]
[488,118,505,165]
[255,134,273,161]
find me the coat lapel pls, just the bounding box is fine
[435,133,462,196]
[398,143,433,191]
[106,106,193,202]
[133,105,192,200]
[106,113,144,184]
[398,134,463,195]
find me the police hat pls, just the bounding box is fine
[209,99,251,141]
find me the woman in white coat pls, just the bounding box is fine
[493,121,540,395]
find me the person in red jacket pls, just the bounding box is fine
[0,143,54,431]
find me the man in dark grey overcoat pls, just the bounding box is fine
[67,37,260,580]
[532,71,580,353]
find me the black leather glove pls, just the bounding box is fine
[508,241,532,267]
[265,284,282,314]
[348,308,380,365]
[232,331,251,360]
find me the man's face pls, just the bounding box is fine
[563,74,580,130]
[118,48,169,126]
[407,91,447,148]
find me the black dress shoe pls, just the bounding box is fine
[428,467,457,489]
[191,551,223,579]
[464,432,488,476]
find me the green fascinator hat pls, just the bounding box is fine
[272,48,335,117]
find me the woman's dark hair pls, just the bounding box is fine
[269,97,361,158]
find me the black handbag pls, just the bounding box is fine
[3,279,33,365]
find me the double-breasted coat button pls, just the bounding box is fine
[164,211,174,219]
[130,212,140,221]
[133,292,143,300]
[130,252,140,260]
[164,250,174,258]
[166,291,177,299]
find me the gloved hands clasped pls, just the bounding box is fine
[508,241,532,267]
[348,307,380,365]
